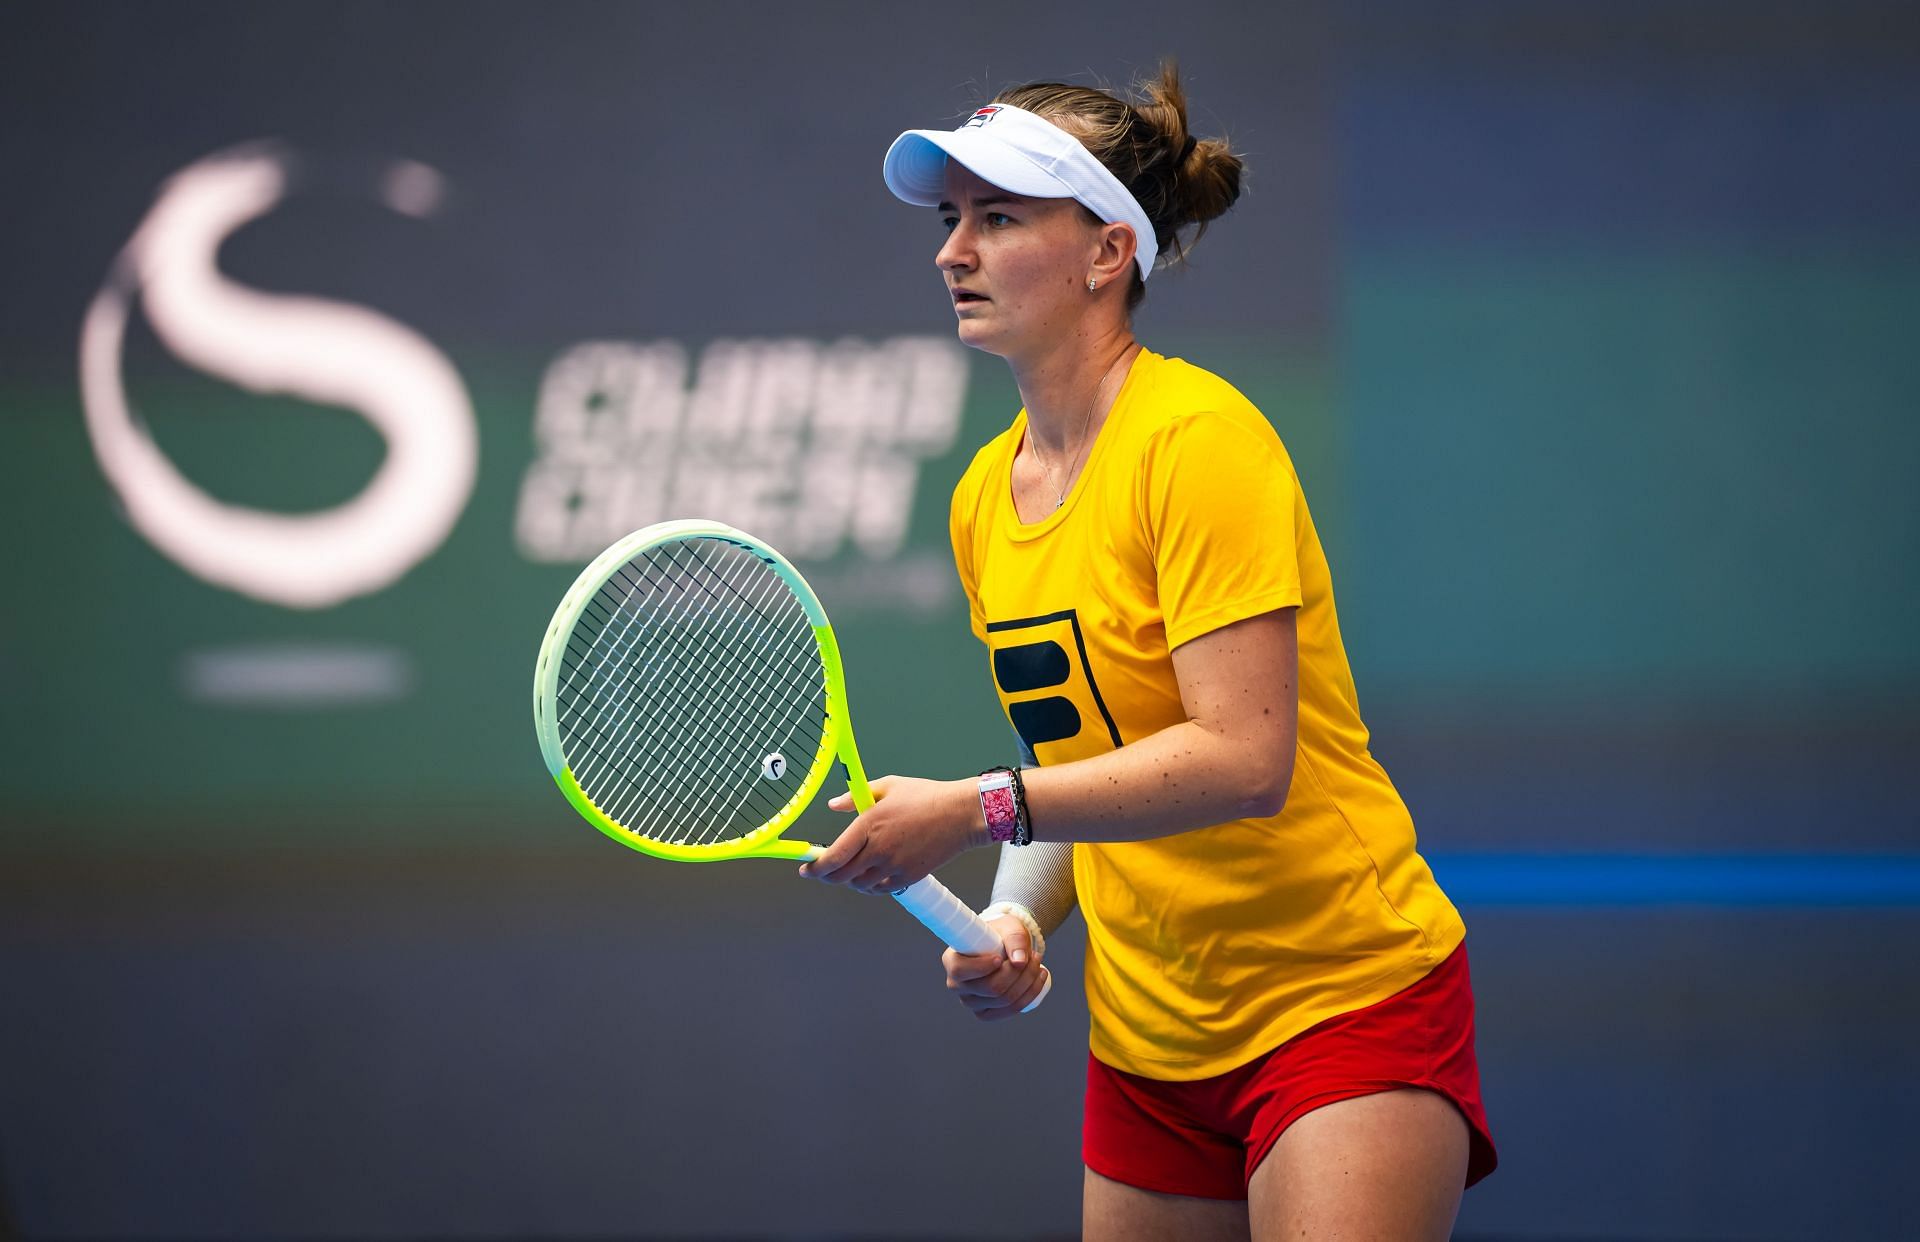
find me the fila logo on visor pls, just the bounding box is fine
[963,106,1003,129]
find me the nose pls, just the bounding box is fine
[936,220,974,273]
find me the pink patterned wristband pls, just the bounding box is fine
[978,769,1019,843]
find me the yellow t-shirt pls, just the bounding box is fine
[949,349,1465,1081]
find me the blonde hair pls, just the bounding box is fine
[992,62,1243,307]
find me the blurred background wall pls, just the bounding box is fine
[2,2,1915,1238]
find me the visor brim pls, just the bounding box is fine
[882,129,1075,206]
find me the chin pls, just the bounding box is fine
[954,318,1013,357]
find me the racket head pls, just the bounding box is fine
[533,519,850,862]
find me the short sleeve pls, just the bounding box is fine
[1138,412,1303,650]
[949,475,988,642]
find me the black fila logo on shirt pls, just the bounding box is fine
[986,608,1122,756]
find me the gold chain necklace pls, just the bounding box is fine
[1036,350,1128,509]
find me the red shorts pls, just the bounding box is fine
[1083,944,1497,1199]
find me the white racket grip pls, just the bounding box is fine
[896,875,1053,1015]
[894,874,999,953]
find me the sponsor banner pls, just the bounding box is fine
[0,135,1333,848]
[515,335,967,566]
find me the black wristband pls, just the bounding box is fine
[1006,765,1034,847]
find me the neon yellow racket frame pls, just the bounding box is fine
[533,519,1029,974]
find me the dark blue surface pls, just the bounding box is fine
[1342,9,1920,241]
[4,865,1917,1240]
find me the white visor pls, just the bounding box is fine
[883,103,1158,284]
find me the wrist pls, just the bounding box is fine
[980,901,1047,961]
[956,778,993,850]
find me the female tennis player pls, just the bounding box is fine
[801,65,1496,1239]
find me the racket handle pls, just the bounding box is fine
[895,874,1051,1014]
[894,874,999,953]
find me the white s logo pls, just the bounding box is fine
[78,143,478,609]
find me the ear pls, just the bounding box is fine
[1089,221,1141,289]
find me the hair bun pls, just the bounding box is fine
[991,60,1244,304]
[1132,61,1243,260]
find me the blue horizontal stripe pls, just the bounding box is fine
[1427,854,1920,907]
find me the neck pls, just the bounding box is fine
[1010,326,1140,455]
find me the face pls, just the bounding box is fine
[933,161,1107,359]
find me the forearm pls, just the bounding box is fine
[987,839,1077,936]
[978,719,1273,923]
[809,613,1298,888]
[1018,718,1292,844]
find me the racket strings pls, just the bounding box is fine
[590,545,823,841]
[556,556,673,738]
[561,542,805,740]
[562,545,780,752]
[657,548,832,842]
[561,575,709,820]
[593,544,823,837]
[562,548,809,835]
[564,553,781,799]
[623,570,828,844]
[563,556,819,844]
[554,538,830,846]
[560,567,720,810]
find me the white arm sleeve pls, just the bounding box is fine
[987,839,1077,938]
[983,740,1077,938]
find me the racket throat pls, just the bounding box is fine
[812,623,875,814]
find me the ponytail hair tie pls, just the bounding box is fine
[1178,134,1198,163]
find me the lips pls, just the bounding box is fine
[952,289,988,304]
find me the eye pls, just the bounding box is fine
[941,216,959,233]
[985,212,1012,227]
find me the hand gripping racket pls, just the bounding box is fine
[533,518,1050,1010]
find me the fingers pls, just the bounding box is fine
[997,921,1032,966]
[1010,964,1052,1014]
[797,821,866,882]
[802,850,923,896]
[827,775,892,815]
[942,911,1048,1020]
[961,965,1051,1022]
[945,957,1017,997]
[942,947,1006,982]
[850,862,931,895]
[960,971,1052,1021]
[801,777,898,884]
[945,950,1049,1018]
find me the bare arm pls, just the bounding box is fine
[803,608,1297,892]
[1020,606,1297,842]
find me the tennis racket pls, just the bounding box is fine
[532,518,1050,1010]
